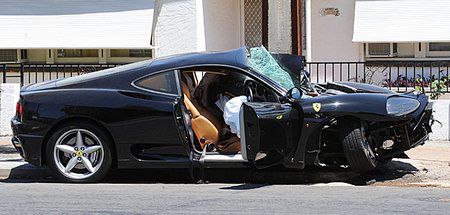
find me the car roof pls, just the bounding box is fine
[22,48,256,92]
[147,47,249,72]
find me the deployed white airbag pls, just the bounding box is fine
[223,96,248,138]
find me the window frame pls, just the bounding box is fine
[0,49,19,63]
[426,42,450,57]
[132,70,181,97]
[180,65,286,98]
[110,49,153,58]
[129,49,152,58]
[56,49,99,58]
[365,43,398,58]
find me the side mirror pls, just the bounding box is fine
[302,70,310,79]
[287,87,302,100]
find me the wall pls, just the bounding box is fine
[27,49,47,63]
[307,0,420,61]
[268,0,292,54]
[397,43,415,58]
[154,0,199,57]
[154,0,243,57]
[430,100,449,141]
[0,84,20,136]
[307,0,361,62]
[54,57,99,64]
[10,1,243,62]
[203,0,242,52]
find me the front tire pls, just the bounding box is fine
[341,120,377,173]
[46,122,113,182]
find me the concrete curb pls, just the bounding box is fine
[0,161,51,180]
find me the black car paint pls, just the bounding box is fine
[241,102,301,169]
[11,48,284,168]
[286,92,431,168]
[15,87,184,166]
[11,48,432,171]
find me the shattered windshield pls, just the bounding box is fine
[248,46,298,90]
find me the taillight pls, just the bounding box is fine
[16,101,23,120]
[19,103,23,117]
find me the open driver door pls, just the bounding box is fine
[240,102,300,169]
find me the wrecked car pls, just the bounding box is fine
[11,47,433,182]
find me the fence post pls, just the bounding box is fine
[2,64,6,83]
[363,62,366,83]
[20,63,24,86]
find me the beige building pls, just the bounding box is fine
[307,0,450,62]
[0,0,306,65]
[0,0,155,65]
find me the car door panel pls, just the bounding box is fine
[241,102,300,169]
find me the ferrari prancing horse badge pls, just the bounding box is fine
[313,103,321,112]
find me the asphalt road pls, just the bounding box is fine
[0,182,449,215]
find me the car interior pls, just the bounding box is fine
[179,66,280,155]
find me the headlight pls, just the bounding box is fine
[386,97,420,116]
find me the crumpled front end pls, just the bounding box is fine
[293,92,434,170]
[370,100,433,160]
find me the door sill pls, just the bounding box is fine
[203,153,246,163]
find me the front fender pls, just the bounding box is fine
[284,93,429,169]
[299,93,393,121]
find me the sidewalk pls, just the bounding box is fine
[379,142,450,188]
[0,137,21,162]
[0,137,50,179]
[405,141,450,162]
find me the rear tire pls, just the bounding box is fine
[341,120,377,173]
[46,122,113,183]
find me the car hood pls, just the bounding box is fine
[324,82,397,94]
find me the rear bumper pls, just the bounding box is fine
[11,118,44,166]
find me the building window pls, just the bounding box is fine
[20,50,28,60]
[57,49,98,58]
[366,43,398,58]
[110,49,152,58]
[244,0,268,49]
[135,71,178,94]
[429,43,450,52]
[129,49,152,57]
[427,42,450,57]
[0,49,18,62]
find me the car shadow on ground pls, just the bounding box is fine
[2,160,418,186]
[106,159,419,186]
[348,160,419,185]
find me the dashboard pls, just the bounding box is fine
[214,72,278,103]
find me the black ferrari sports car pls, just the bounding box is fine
[11,47,433,182]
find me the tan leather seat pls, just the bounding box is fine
[182,82,222,149]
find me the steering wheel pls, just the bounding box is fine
[245,84,254,102]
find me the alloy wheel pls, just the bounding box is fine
[53,129,104,180]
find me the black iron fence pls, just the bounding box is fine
[306,61,450,93]
[2,61,450,93]
[0,63,121,86]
